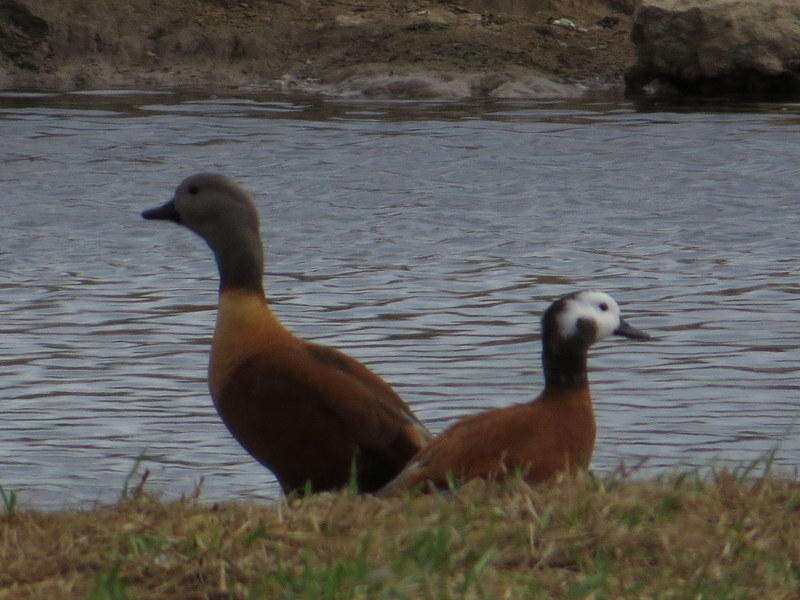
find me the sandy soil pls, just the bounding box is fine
[0,0,640,98]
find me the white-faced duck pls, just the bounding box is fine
[378,290,652,495]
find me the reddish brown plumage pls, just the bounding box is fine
[215,343,430,493]
[378,386,595,494]
[207,290,431,495]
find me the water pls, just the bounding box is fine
[1,90,798,509]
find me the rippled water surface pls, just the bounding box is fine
[1,90,799,509]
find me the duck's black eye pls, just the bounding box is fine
[598,302,609,312]
[188,184,199,195]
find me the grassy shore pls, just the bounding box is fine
[2,466,800,599]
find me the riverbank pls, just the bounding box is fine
[1,0,638,98]
[3,469,799,599]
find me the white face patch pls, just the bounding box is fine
[556,290,622,342]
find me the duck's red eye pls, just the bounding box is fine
[599,303,609,312]
[188,185,199,195]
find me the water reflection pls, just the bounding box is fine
[1,91,798,509]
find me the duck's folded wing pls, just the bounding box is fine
[299,340,432,450]
[217,342,430,471]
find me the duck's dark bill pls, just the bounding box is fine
[142,200,180,222]
[614,318,652,341]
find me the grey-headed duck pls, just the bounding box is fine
[143,173,431,494]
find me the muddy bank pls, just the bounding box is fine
[0,0,639,98]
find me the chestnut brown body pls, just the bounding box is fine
[381,386,595,492]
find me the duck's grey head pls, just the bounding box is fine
[544,290,652,348]
[143,173,264,291]
[142,173,260,243]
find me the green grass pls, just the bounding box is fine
[82,563,130,600]
[0,484,18,516]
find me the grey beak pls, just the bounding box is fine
[614,318,652,341]
[142,200,181,223]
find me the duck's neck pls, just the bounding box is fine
[211,231,265,294]
[541,337,589,391]
[208,225,288,341]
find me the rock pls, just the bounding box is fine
[626,0,800,97]
[407,7,455,27]
[334,14,367,27]
[551,18,578,30]
[0,1,49,70]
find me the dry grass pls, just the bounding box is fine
[2,466,800,599]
